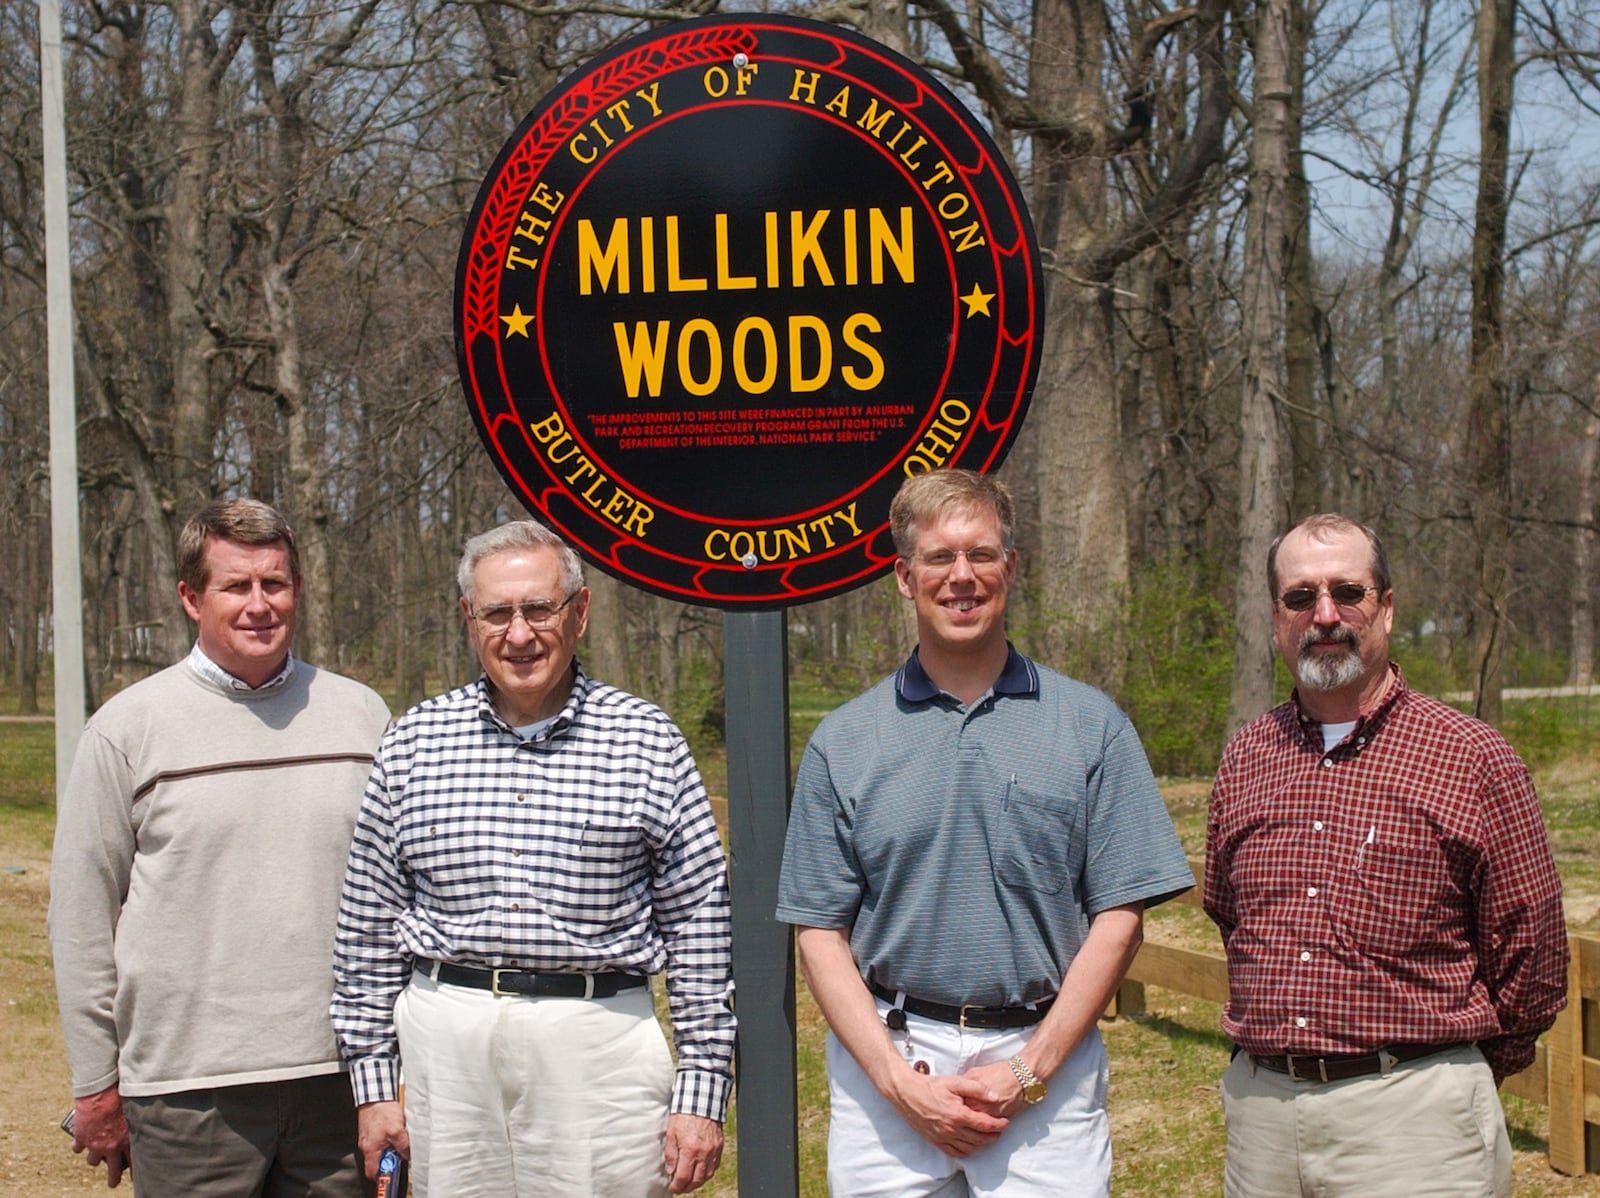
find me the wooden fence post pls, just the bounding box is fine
[1110,979,1146,1019]
[1545,933,1594,1175]
[1582,936,1600,1173]
[1546,935,1583,1173]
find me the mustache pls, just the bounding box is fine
[1299,626,1357,653]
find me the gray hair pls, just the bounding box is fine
[457,519,585,602]
[1268,512,1391,599]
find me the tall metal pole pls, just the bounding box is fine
[723,610,798,1196]
[40,0,87,793]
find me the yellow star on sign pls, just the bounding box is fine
[961,285,995,318]
[500,304,534,338]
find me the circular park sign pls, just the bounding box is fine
[456,13,1041,607]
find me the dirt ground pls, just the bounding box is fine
[0,833,103,1195]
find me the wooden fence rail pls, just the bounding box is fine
[1114,859,1600,1176]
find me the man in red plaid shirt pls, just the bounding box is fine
[1205,513,1569,1197]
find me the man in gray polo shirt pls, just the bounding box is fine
[777,469,1191,1197]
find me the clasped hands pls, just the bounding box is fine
[889,1056,1032,1157]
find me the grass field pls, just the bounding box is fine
[3,702,1598,1194]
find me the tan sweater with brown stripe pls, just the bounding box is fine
[49,660,390,1097]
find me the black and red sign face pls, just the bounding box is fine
[456,14,1041,607]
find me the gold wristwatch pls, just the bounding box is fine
[1008,1055,1048,1104]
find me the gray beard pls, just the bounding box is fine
[1296,628,1365,692]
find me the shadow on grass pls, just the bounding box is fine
[1127,1012,1232,1055]
[1508,1122,1549,1154]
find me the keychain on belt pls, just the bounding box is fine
[885,1006,931,1074]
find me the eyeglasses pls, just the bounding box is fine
[470,593,577,631]
[1278,584,1378,612]
[912,545,1008,572]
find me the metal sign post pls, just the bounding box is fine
[723,610,796,1195]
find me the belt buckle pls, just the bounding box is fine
[1285,1054,1328,1083]
[490,968,514,998]
[580,974,596,1000]
[959,1003,981,1029]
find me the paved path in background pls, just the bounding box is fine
[1440,685,1600,702]
[0,714,52,723]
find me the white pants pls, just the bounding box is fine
[825,998,1112,1197]
[1221,1045,1512,1197]
[395,968,674,1197]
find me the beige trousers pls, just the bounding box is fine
[395,968,674,1197]
[1221,1044,1511,1197]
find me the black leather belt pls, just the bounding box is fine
[870,982,1053,1030]
[1249,1042,1461,1082]
[431,962,648,999]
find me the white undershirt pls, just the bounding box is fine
[1321,719,1357,751]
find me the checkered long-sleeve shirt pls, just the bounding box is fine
[331,668,735,1119]
[1204,668,1568,1081]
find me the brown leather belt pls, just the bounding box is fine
[1249,1042,1462,1082]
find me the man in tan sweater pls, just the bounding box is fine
[48,499,390,1194]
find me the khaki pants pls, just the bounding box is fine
[1221,1045,1511,1197]
[121,1072,367,1198]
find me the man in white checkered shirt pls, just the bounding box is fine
[331,519,734,1196]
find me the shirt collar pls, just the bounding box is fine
[475,660,589,740]
[186,643,296,692]
[895,643,1038,703]
[1290,662,1407,747]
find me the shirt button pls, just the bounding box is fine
[1300,951,1312,962]
[1307,887,1318,898]
[510,902,520,911]
[1295,1017,1308,1029]
[1357,737,1367,745]
[516,794,526,803]
[512,848,522,857]
[1321,758,1333,768]
[1313,821,1324,832]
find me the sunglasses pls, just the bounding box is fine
[1278,584,1378,612]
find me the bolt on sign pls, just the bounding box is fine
[456,13,1042,607]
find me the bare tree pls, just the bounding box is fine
[1569,409,1598,687]
[1464,0,1517,723]
[914,0,1233,681]
[1227,0,1294,737]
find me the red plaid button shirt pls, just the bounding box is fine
[1204,667,1569,1081]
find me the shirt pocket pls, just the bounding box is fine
[991,781,1079,895]
[1338,829,1452,959]
[539,817,648,933]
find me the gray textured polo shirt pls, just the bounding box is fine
[776,647,1192,1007]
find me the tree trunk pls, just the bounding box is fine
[1025,0,1128,686]
[1466,0,1516,725]
[1569,409,1599,687]
[1225,0,1294,737]
[17,508,42,714]
[581,571,632,688]
[859,0,909,55]
[1282,0,1319,518]
[264,259,335,667]
[166,0,226,515]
